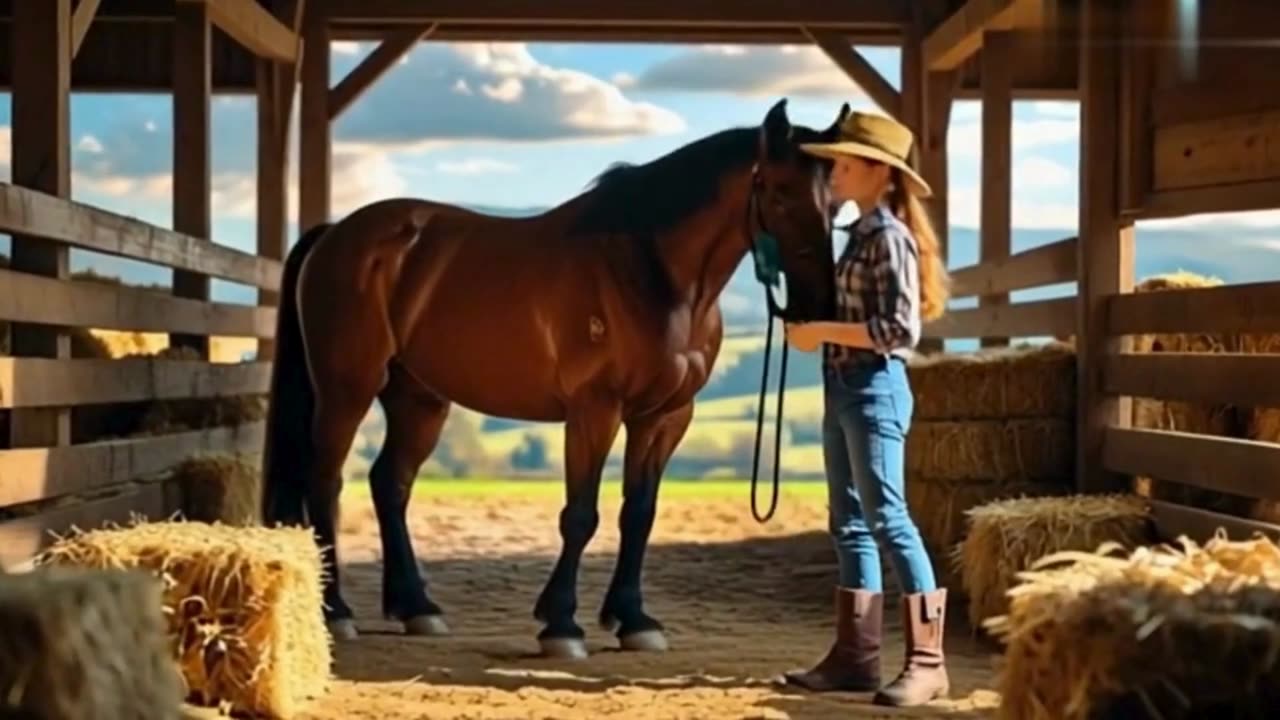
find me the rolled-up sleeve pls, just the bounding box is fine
[864,228,920,354]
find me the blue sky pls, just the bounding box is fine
[1,39,1277,318]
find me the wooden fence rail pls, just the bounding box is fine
[0,181,281,569]
[924,235,1078,340]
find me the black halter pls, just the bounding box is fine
[745,168,788,524]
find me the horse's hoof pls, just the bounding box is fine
[539,636,590,660]
[403,614,450,636]
[328,619,359,641]
[619,629,669,652]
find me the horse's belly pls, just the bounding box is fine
[397,325,568,422]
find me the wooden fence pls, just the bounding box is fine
[924,235,1078,342]
[1100,278,1280,542]
[0,182,280,569]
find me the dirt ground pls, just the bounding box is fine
[267,483,1002,719]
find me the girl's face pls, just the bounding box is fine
[829,155,891,209]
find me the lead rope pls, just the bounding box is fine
[749,297,788,523]
[746,173,788,524]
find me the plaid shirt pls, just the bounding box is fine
[823,205,922,367]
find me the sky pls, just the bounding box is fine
[1,39,1277,321]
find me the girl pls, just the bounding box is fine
[780,111,951,708]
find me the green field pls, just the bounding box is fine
[341,476,830,501]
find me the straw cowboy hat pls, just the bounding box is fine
[799,111,933,198]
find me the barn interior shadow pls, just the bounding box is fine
[325,528,1001,718]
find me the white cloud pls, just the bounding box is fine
[335,42,685,147]
[1141,209,1280,231]
[948,185,1079,230]
[1030,101,1080,119]
[435,157,519,175]
[630,44,879,103]
[1014,156,1074,188]
[77,135,104,154]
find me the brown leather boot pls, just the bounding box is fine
[784,587,882,692]
[874,588,950,707]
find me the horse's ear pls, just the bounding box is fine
[822,102,851,141]
[758,98,794,162]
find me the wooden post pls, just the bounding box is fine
[299,4,331,232]
[979,31,1012,347]
[9,0,72,448]
[903,10,943,355]
[1076,0,1135,494]
[172,1,212,359]
[919,70,955,354]
[257,1,305,361]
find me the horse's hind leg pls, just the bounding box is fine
[599,402,693,652]
[533,395,622,659]
[370,364,450,636]
[308,365,385,641]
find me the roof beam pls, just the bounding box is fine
[320,0,907,28]
[70,0,102,58]
[924,0,1046,71]
[803,27,901,119]
[187,0,300,63]
[329,23,436,120]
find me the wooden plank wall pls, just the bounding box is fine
[1085,0,1280,543]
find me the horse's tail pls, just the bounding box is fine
[261,221,333,527]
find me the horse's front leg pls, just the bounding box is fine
[533,396,622,659]
[599,402,694,652]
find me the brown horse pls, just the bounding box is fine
[261,99,847,659]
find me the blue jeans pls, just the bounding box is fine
[822,354,937,594]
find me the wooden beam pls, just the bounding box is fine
[924,0,1045,71]
[172,1,213,359]
[1105,428,1280,504]
[0,183,281,290]
[0,484,169,570]
[329,23,435,120]
[299,3,332,230]
[1118,0,1157,215]
[0,358,271,409]
[9,0,72,449]
[980,31,1013,348]
[70,0,102,58]
[1139,180,1280,220]
[1149,499,1280,545]
[321,0,909,28]
[1075,0,1134,494]
[0,267,276,338]
[923,297,1075,339]
[1103,352,1280,409]
[803,27,900,119]
[0,423,265,510]
[256,0,305,360]
[197,0,300,63]
[1108,280,1280,336]
[949,236,1077,299]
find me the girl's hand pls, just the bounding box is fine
[785,322,824,353]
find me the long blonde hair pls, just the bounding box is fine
[887,169,949,321]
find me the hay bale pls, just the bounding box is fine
[956,493,1152,628]
[905,475,1070,588]
[1240,332,1280,523]
[170,453,263,526]
[0,566,184,719]
[35,521,330,719]
[907,341,1075,420]
[906,417,1074,484]
[988,533,1280,720]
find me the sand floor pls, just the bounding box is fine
[256,485,1002,719]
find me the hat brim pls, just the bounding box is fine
[799,141,933,199]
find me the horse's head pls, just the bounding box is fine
[751,99,847,323]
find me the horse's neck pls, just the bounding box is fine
[656,177,751,314]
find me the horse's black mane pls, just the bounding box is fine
[571,127,759,238]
